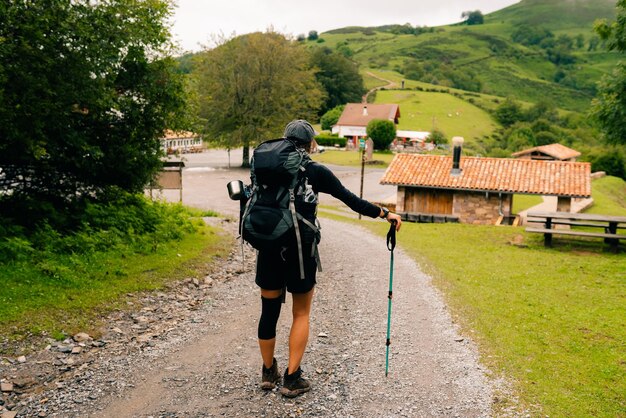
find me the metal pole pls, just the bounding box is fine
[385,220,397,377]
[385,249,394,376]
[359,145,365,220]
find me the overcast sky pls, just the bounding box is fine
[171,0,521,52]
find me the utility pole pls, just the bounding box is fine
[359,141,365,220]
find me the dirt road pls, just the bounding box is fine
[11,150,501,417]
[88,217,494,417]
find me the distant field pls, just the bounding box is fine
[364,68,534,112]
[362,71,389,90]
[584,176,626,216]
[512,194,544,214]
[373,89,498,147]
[312,149,393,168]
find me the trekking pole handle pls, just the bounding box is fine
[386,220,397,251]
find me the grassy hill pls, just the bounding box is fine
[375,89,497,144]
[482,0,617,35]
[318,0,619,113]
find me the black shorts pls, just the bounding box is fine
[255,244,317,294]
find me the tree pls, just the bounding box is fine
[495,99,524,127]
[428,129,447,146]
[0,0,187,221]
[366,120,396,150]
[461,10,484,25]
[311,47,366,115]
[307,30,319,41]
[194,32,324,167]
[592,0,626,145]
[320,105,345,131]
[525,101,559,123]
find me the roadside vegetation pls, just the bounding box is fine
[0,0,232,349]
[0,195,231,346]
[312,149,394,167]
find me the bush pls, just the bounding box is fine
[461,10,484,25]
[320,105,345,130]
[494,98,524,127]
[314,134,347,147]
[366,119,396,150]
[428,129,447,145]
[0,192,202,263]
[586,148,626,180]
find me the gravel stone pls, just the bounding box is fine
[0,156,526,417]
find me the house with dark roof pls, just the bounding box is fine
[380,139,591,225]
[511,143,581,162]
[332,103,400,148]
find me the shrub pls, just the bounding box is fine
[586,148,626,180]
[428,129,447,145]
[0,192,202,263]
[366,119,396,150]
[315,134,347,147]
[320,105,345,130]
[461,10,484,25]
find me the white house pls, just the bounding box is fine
[332,103,400,148]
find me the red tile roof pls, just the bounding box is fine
[336,103,400,127]
[380,154,591,197]
[511,143,581,160]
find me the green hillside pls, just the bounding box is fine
[482,0,617,35]
[375,89,497,145]
[319,0,619,112]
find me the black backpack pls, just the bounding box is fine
[240,138,321,280]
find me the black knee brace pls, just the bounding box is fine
[258,295,282,340]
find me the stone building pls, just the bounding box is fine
[380,147,591,225]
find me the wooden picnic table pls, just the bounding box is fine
[525,211,626,252]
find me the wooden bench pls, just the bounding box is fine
[525,211,626,252]
[526,218,626,230]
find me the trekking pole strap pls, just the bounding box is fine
[386,220,397,252]
[289,190,306,280]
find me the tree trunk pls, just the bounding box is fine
[241,143,250,168]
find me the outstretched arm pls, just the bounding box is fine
[309,163,401,230]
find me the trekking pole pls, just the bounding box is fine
[385,220,397,377]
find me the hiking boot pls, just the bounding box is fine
[280,367,311,398]
[260,358,281,390]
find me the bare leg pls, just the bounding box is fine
[288,288,315,374]
[259,288,282,368]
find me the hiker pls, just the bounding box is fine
[252,119,402,397]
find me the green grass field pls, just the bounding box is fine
[584,176,626,216]
[312,149,394,167]
[512,194,544,214]
[317,211,626,417]
[316,171,626,416]
[374,89,498,142]
[0,219,231,343]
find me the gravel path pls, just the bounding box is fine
[1,153,504,417]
